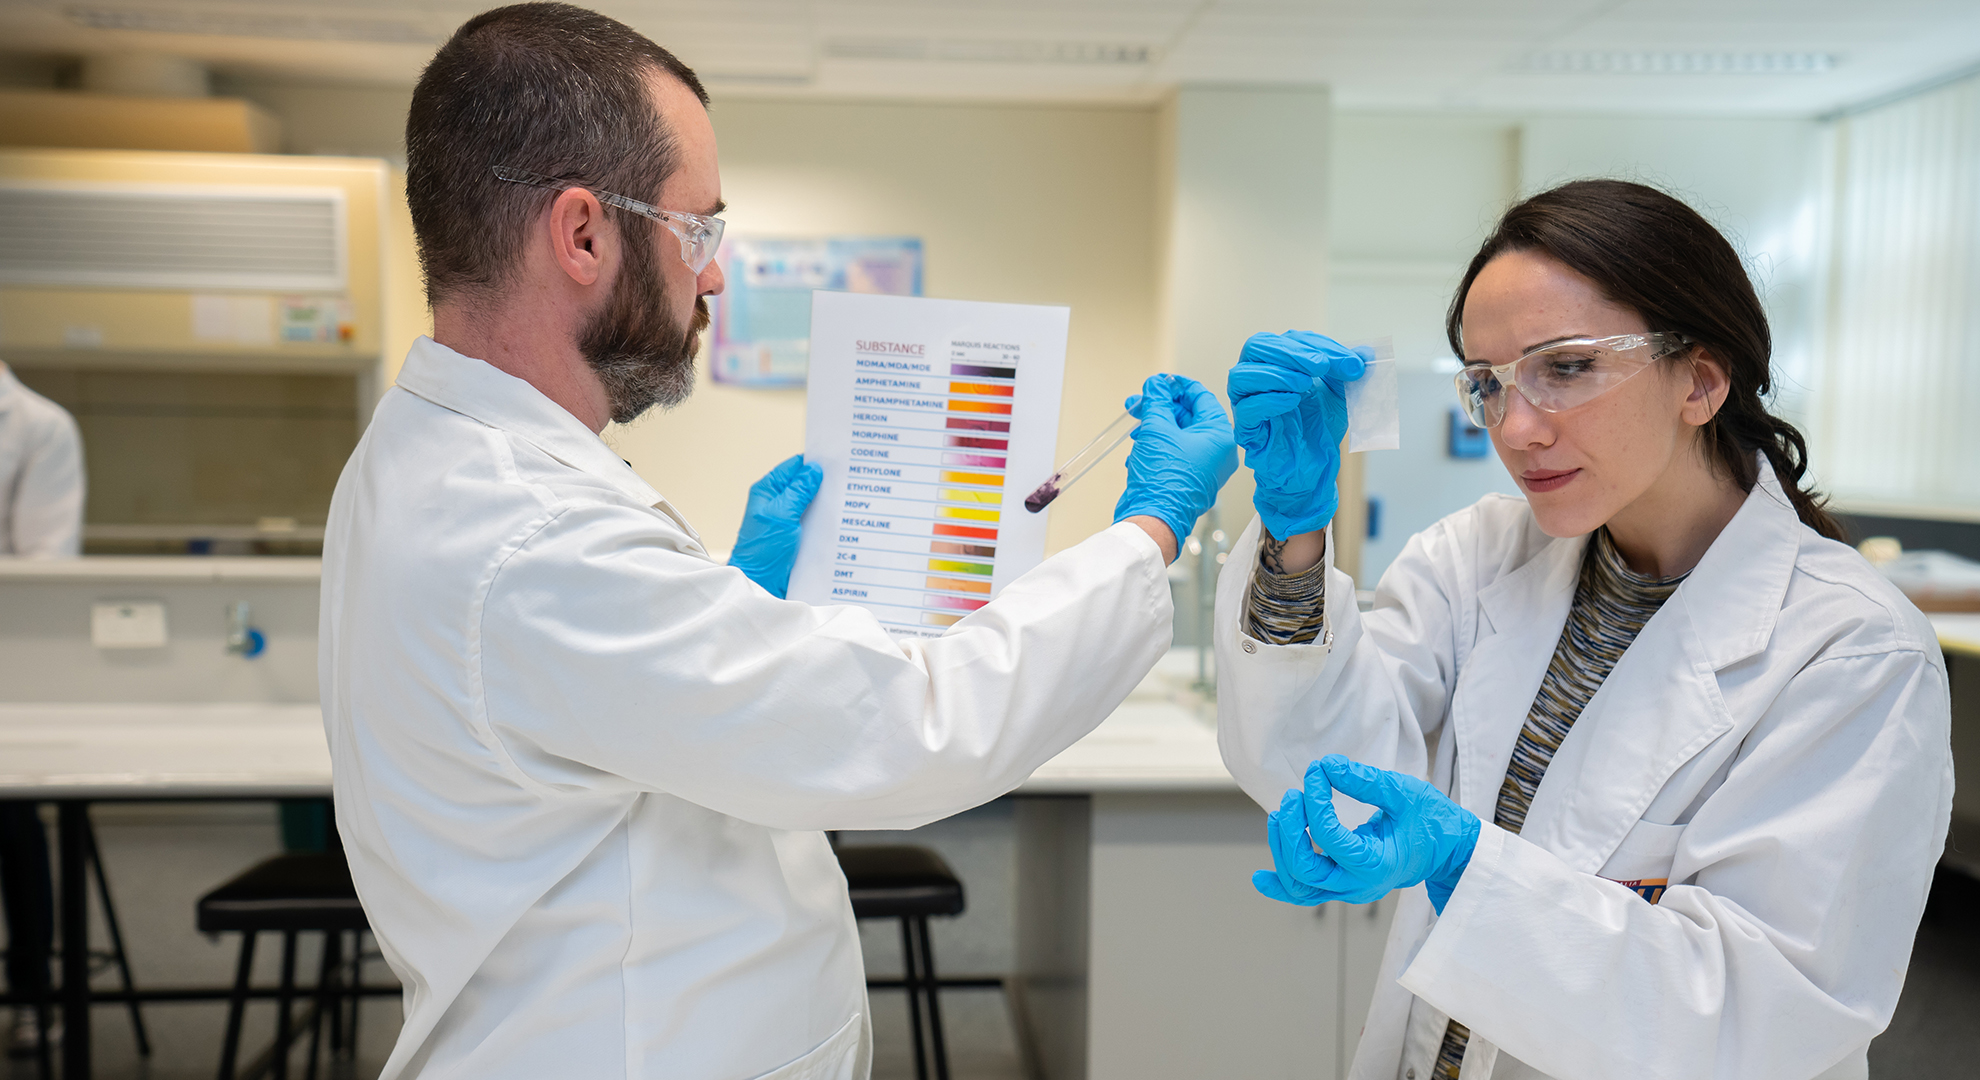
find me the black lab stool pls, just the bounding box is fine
[835,845,966,1080]
[197,852,369,1080]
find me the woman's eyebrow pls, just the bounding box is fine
[1519,334,1588,354]
[1463,334,1588,365]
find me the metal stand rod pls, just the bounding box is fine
[84,823,149,1056]
[56,803,90,1080]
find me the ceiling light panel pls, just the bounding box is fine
[65,3,439,42]
[1518,51,1839,74]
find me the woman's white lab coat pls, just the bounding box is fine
[1215,463,1952,1080]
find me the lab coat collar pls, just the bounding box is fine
[393,337,683,526]
[1470,453,1800,669]
[0,363,22,416]
[1675,456,1802,670]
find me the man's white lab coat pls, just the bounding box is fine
[319,338,1172,1080]
[0,363,83,557]
[1215,464,1952,1080]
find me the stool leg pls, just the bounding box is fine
[34,992,53,1080]
[326,931,345,1055]
[914,918,951,1080]
[273,930,298,1080]
[218,932,256,1080]
[345,932,365,1060]
[899,918,928,1080]
[84,820,150,1057]
[304,929,337,1080]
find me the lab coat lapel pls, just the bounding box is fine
[1448,533,1586,817]
[1514,460,1801,871]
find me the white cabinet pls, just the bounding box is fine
[1015,792,1396,1080]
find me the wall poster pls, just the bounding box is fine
[709,236,923,387]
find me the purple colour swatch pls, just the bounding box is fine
[950,364,1016,379]
[946,418,1011,433]
[943,453,1007,469]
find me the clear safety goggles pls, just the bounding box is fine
[492,165,726,274]
[1453,332,1694,429]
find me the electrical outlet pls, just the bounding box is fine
[91,602,168,649]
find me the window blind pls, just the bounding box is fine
[1815,71,1980,515]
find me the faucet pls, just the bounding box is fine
[1191,509,1229,694]
[226,601,266,658]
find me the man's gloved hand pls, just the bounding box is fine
[1113,373,1238,557]
[1253,754,1481,914]
[729,454,823,599]
[1227,331,1369,539]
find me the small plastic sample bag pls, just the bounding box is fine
[1344,336,1399,452]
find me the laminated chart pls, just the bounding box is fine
[787,291,1069,639]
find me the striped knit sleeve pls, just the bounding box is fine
[1243,535,1328,645]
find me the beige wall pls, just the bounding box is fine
[605,98,1162,556]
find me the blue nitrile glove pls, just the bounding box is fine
[1252,754,1481,914]
[729,454,823,599]
[1227,331,1370,539]
[1113,373,1239,557]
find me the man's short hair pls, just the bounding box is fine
[405,2,708,307]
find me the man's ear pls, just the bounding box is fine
[1680,346,1731,428]
[547,187,612,287]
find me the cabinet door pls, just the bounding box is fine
[1085,792,1343,1080]
[1340,893,1398,1075]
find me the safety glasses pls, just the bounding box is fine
[1453,332,1693,429]
[492,165,726,274]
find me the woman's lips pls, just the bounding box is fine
[1521,468,1580,493]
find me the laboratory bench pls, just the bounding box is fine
[0,670,1387,1080]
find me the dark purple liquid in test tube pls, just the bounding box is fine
[1024,479,1061,513]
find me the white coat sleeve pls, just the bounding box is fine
[8,402,83,557]
[475,504,1173,831]
[1215,511,1469,809]
[1398,646,1953,1080]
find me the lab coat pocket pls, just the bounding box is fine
[749,1012,865,1080]
[1596,819,1684,905]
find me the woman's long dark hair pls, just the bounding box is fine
[1446,179,1844,541]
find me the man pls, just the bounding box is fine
[320,5,1237,1078]
[0,361,80,1054]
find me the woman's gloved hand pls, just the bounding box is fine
[1253,754,1481,914]
[1227,331,1369,539]
[1113,373,1239,558]
[729,454,823,599]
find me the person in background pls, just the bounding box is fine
[0,360,82,1053]
[318,5,1236,1078]
[1216,180,1950,1079]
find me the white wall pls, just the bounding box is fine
[1329,114,1524,583]
[230,79,1834,573]
[1157,86,1332,541]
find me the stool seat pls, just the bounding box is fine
[197,853,368,934]
[838,844,965,920]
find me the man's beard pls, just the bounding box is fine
[578,224,708,425]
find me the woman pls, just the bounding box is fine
[1214,180,1951,1080]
